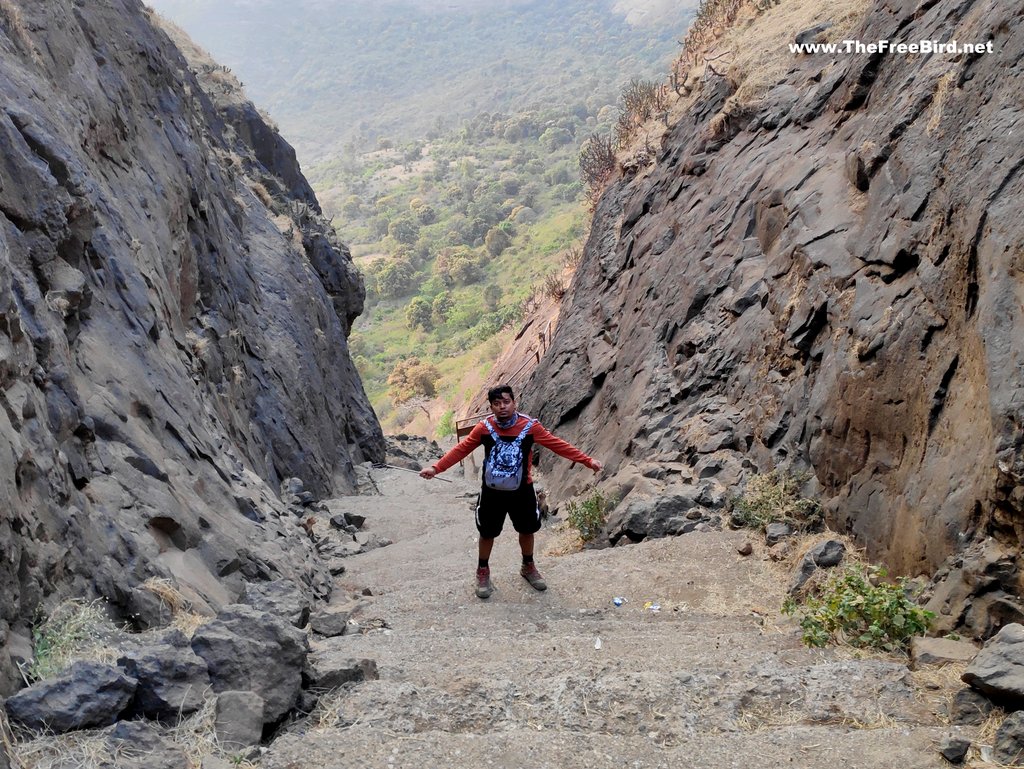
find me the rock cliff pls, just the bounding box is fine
[525,0,1022,637]
[0,0,383,693]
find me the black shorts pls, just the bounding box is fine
[475,483,541,538]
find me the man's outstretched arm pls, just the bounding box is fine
[530,423,602,473]
[420,423,486,479]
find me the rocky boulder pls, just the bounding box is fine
[214,690,265,750]
[789,540,846,595]
[909,637,978,670]
[949,687,993,726]
[117,640,209,722]
[304,657,379,691]
[5,661,136,733]
[107,720,190,769]
[191,605,308,723]
[962,623,1024,703]
[241,579,311,628]
[996,711,1024,766]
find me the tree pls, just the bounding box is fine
[341,195,362,217]
[405,297,433,331]
[483,284,503,312]
[484,227,511,257]
[376,258,415,299]
[432,292,454,325]
[539,126,573,151]
[387,357,440,403]
[414,203,437,225]
[388,216,420,245]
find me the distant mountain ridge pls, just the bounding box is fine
[146,0,698,163]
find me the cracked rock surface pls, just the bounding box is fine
[0,0,383,692]
[523,0,1024,637]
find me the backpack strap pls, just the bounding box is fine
[516,419,537,441]
[481,417,500,441]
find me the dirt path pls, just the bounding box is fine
[264,467,960,769]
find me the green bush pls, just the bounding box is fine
[565,489,613,542]
[731,469,822,532]
[436,410,456,439]
[782,564,934,652]
[29,599,111,681]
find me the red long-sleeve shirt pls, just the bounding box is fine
[432,413,596,484]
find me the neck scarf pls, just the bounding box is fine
[496,412,519,429]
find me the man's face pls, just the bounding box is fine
[489,394,516,421]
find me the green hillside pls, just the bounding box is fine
[146,0,695,162]
[327,104,598,431]
[148,0,698,432]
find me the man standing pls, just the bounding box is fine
[420,385,602,598]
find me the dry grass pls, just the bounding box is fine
[736,700,805,732]
[734,684,911,733]
[249,179,273,208]
[14,728,123,769]
[1,709,19,769]
[309,690,346,731]
[168,698,259,768]
[926,70,957,135]
[272,213,305,252]
[911,661,969,726]
[967,707,1011,767]
[139,577,188,613]
[0,0,38,60]
[139,577,210,638]
[25,600,118,682]
[543,520,585,556]
[185,330,212,359]
[726,0,871,105]
[783,530,866,572]
[820,705,901,730]
[14,698,258,769]
[698,563,788,626]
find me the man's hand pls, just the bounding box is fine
[590,460,603,474]
[419,467,438,480]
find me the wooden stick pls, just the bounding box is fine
[372,462,453,483]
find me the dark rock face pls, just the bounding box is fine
[524,0,1024,635]
[117,642,209,722]
[962,623,1024,704]
[789,540,846,595]
[0,0,383,683]
[996,711,1024,767]
[213,690,265,750]
[4,661,136,733]
[107,720,190,769]
[191,604,308,723]
[241,579,311,628]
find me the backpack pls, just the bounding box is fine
[482,417,536,491]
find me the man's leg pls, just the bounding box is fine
[475,536,496,599]
[518,532,533,560]
[475,489,504,599]
[479,536,495,563]
[512,486,547,591]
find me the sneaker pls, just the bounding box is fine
[520,563,547,591]
[475,567,494,599]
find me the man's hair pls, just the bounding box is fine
[487,385,515,403]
